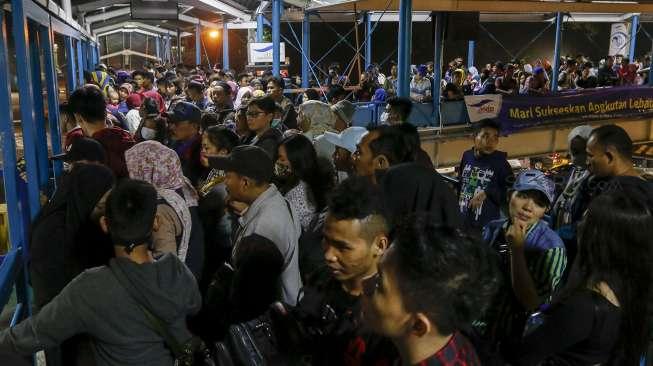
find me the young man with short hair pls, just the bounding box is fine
[382,96,412,125]
[302,176,396,365]
[480,170,566,353]
[68,85,135,179]
[457,119,513,232]
[0,179,201,366]
[362,215,499,366]
[168,101,203,185]
[207,82,235,126]
[209,145,302,305]
[246,96,282,161]
[132,70,165,113]
[353,126,415,184]
[323,126,369,182]
[266,77,298,129]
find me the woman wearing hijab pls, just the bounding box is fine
[380,162,462,231]
[296,100,338,160]
[125,141,205,279]
[29,163,114,366]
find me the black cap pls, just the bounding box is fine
[52,137,106,163]
[208,145,273,183]
[168,101,201,124]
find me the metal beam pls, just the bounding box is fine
[397,0,412,97]
[432,12,444,127]
[178,14,220,30]
[85,7,131,24]
[467,40,474,68]
[272,0,282,76]
[630,14,639,60]
[100,49,159,60]
[196,0,250,21]
[74,0,126,13]
[40,25,63,179]
[302,12,310,88]
[195,23,201,66]
[551,12,563,92]
[223,16,229,69]
[311,0,653,13]
[257,13,264,41]
[364,12,371,69]
[94,22,187,36]
[256,1,270,14]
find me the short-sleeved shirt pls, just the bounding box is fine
[410,77,432,101]
[479,219,567,347]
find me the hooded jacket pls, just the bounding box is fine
[92,127,135,179]
[29,164,115,310]
[0,254,201,366]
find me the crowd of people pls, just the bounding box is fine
[0,60,651,366]
[315,53,652,104]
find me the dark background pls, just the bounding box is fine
[196,20,653,80]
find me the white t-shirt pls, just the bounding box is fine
[125,110,141,134]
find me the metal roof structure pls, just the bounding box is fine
[307,0,653,13]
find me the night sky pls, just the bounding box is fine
[197,20,652,78]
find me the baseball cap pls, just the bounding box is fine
[513,169,556,206]
[208,145,273,183]
[331,100,356,125]
[51,137,107,163]
[567,125,593,144]
[168,101,201,124]
[323,127,368,154]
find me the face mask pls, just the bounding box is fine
[380,112,389,123]
[271,119,282,129]
[141,126,157,140]
[274,162,291,178]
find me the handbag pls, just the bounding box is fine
[110,263,215,366]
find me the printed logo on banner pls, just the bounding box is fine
[464,95,502,122]
[609,23,631,57]
[248,42,286,64]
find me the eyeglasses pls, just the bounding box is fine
[362,272,381,297]
[246,111,266,117]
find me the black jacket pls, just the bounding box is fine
[253,128,282,162]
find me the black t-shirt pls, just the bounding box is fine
[511,290,621,366]
[301,269,397,365]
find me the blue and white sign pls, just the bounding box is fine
[609,23,631,56]
[248,42,286,63]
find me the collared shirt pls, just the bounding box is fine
[403,332,480,366]
[232,184,302,305]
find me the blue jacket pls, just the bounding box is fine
[482,218,565,252]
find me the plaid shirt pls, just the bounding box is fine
[414,332,481,366]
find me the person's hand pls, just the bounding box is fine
[469,191,487,210]
[506,219,528,250]
[227,199,249,216]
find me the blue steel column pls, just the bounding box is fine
[11,0,41,217]
[467,41,475,68]
[629,14,639,61]
[223,19,229,70]
[364,12,372,69]
[433,12,444,126]
[551,12,563,92]
[397,0,412,97]
[257,13,264,42]
[0,9,26,246]
[28,25,49,190]
[40,25,63,179]
[195,23,201,66]
[301,12,310,88]
[64,36,77,93]
[75,39,84,84]
[272,0,282,76]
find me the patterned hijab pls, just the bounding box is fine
[125,140,198,261]
[298,100,337,137]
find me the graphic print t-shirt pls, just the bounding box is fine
[458,149,513,230]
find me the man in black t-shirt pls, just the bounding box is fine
[299,176,396,365]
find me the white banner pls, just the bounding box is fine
[248,42,286,64]
[609,23,631,57]
[464,94,503,123]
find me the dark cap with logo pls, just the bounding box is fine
[208,145,273,183]
[51,137,107,163]
[168,101,202,124]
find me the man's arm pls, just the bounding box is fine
[0,276,87,355]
